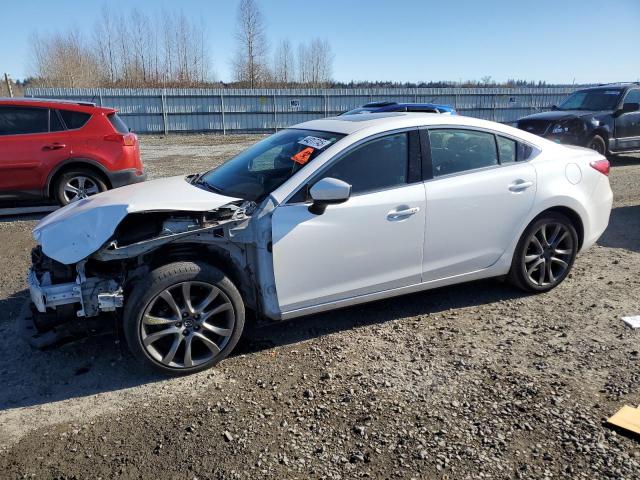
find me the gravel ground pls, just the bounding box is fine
[0,134,639,479]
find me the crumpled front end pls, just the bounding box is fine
[27,193,261,343]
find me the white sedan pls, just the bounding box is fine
[28,113,613,374]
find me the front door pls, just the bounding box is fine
[422,128,537,281]
[271,131,426,313]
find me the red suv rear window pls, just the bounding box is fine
[108,113,130,134]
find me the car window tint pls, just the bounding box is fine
[429,129,498,177]
[0,107,48,135]
[517,143,534,161]
[319,132,408,195]
[624,89,640,104]
[49,110,65,132]
[497,136,516,163]
[59,109,91,129]
[108,113,129,133]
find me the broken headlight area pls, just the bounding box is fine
[29,246,124,321]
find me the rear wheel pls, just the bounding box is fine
[123,261,245,375]
[508,212,578,293]
[587,135,606,156]
[55,168,107,205]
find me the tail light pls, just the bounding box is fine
[104,132,137,146]
[590,159,610,176]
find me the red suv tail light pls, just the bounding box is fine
[104,133,137,146]
[590,159,610,176]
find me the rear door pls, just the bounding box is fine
[421,128,537,281]
[615,88,640,151]
[0,106,69,199]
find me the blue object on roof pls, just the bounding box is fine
[341,101,457,116]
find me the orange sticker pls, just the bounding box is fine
[291,147,314,165]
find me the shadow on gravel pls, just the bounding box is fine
[609,154,640,167]
[0,278,524,412]
[0,290,165,413]
[238,278,525,355]
[598,204,640,253]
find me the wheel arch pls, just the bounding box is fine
[532,206,585,250]
[46,158,112,197]
[140,242,257,311]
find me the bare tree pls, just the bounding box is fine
[30,30,101,87]
[297,38,333,87]
[273,38,295,86]
[232,0,269,87]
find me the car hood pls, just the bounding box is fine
[519,109,610,122]
[33,175,240,265]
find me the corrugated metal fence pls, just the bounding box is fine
[25,87,576,134]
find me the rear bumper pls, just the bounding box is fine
[107,168,147,189]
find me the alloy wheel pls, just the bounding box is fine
[523,222,574,287]
[63,175,100,203]
[140,281,235,369]
[588,140,604,155]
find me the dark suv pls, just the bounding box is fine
[516,83,640,155]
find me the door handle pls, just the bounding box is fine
[43,143,66,151]
[387,206,420,220]
[508,180,534,192]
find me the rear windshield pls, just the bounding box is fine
[58,109,91,129]
[108,113,130,134]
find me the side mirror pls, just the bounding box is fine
[551,104,559,110]
[308,177,351,215]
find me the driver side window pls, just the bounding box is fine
[428,129,498,178]
[320,132,408,195]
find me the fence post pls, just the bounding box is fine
[273,93,277,132]
[161,89,168,135]
[98,89,103,107]
[220,92,226,135]
[324,92,328,117]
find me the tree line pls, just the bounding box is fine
[28,0,334,89]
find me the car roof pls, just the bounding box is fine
[292,112,544,145]
[0,97,115,113]
[578,83,639,92]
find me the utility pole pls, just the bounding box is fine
[4,73,13,97]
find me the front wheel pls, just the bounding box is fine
[123,262,245,374]
[508,212,578,293]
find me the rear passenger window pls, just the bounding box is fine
[319,132,408,195]
[59,110,91,129]
[49,110,65,132]
[497,136,516,163]
[0,107,48,135]
[429,129,498,177]
[108,113,130,134]
[517,143,535,161]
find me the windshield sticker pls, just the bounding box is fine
[298,136,332,150]
[291,147,315,165]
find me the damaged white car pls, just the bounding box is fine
[28,113,613,374]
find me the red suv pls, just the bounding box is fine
[0,98,145,205]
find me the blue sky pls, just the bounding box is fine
[1,0,639,84]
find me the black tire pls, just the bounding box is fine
[123,261,245,375]
[587,135,607,156]
[54,168,108,205]
[508,212,579,293]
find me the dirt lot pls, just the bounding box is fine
[0,134,639,479]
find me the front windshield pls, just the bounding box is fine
[197,129,344,201]
[558,89,622,111]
